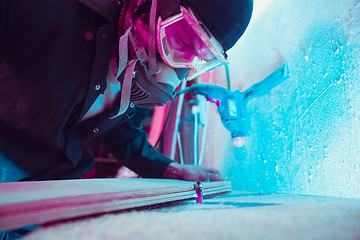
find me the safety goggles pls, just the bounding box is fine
[157,6,228,80]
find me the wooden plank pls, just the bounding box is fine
[0,179,231,230]
[23,191,360,240]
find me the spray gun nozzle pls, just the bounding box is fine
[207,97,221,107]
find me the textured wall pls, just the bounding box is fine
[218,0,360,198]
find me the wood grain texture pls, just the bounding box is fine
[0,179,230,230]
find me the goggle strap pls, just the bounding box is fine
[148,0,158,75]
[161,0,181,20]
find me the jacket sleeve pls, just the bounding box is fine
[101,108,173,178]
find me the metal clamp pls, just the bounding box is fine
[194,182,203,203]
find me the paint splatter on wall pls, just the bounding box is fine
[216,0,360,198]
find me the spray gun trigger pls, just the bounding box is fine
[206,97,221,107]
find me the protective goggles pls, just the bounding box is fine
[157,6,228,80]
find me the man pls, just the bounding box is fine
[0,0,253,182]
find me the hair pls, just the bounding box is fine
[133,0,162,25]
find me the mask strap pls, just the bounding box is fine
[147,0,157,75]
[110,59,139,119]
[129,28,149,62]
[116,27,132,78]
[110,27,136,120]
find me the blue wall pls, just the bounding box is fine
[222,0,360,198]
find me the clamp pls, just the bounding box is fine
[194,181,203,203]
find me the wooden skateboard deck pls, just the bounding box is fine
[0,178,231,230]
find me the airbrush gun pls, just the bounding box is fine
[175,64,290,148]
[178,84,248,147]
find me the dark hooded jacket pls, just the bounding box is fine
[0,0,172,180]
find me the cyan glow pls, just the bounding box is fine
[222,0,360,199]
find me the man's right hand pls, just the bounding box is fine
[163,162,224,182]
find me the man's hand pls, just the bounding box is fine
[163,162,224,181]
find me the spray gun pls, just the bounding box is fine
[177,84,248,147]
[173,64,289,149]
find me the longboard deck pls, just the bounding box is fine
[24,191,360,240]
[0,178,230,230]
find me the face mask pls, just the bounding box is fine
[127,60,177,108]
[111,0,179,119]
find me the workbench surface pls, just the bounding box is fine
[23,191,360,240]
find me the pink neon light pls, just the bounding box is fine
[148,103,170,146]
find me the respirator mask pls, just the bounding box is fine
[111,0,227,119]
